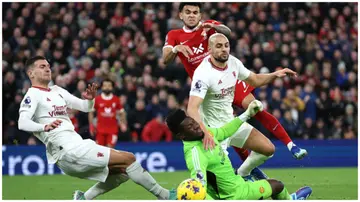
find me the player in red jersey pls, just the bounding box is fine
[163,3,307,181]
[89,79,127,148]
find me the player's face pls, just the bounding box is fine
[180,118,203,140]
[210,38,230,63]
[30,59,52,83]
[180,5,202,29]
[102,81,113,95]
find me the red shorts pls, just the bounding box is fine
[96,132,118,148]
[233,80,255,108]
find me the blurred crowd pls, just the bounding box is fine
[2,2,358,145]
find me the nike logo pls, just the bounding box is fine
[243,85,249,93]
[272,124,279,131]
[180,40,189,45]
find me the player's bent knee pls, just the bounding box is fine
[264,143,275,157]
[109,149,136,166]
[124,152,136,165]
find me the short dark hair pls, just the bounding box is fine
[25,56,47,69]
[101,78,115,88]
[179,3,202,12]
[166,109,187,134]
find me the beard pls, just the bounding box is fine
[214,54,229,63]
[102,90,112,95]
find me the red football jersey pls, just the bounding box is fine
[164,20,221,78]
[94,94,123,134]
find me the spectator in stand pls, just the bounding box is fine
[2,2,357,144]
[282,89,305,124]
[280,110,299,138]
[301,118,317,140]
[300,83,318,122]
[128,99,148,142]
[314,118,330,140]
[141,114,172,142]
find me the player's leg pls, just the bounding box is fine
[96,132,106,146]
[106,133,118,148]
[241,93,308,160]
[236,179,288,200]
[107,149,174,200]
[237,179,312,200]
[232,80,253,161]
[79,173,129,200]
[228,123,274,180]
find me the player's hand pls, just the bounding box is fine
[82,83,99,100]
[274,68,298,78]
[174,45,193,59]
[202,130,215,150]
[89,124,96,137]
[201,22,215,29]
[120,123,127,132]
[44,119,62,132]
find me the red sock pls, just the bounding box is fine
[254,110,292,145]
[232,146,249,161]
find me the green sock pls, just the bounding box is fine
[272,187,292,200]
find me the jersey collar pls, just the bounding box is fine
[101,93,113,100]
[208,58,228,71]
[32,86,51,92]
[182,22,202,33]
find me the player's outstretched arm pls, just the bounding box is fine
[202,22,231,36]
[211,100,264,142]
[58,83,98,113]
[244,68,297,88]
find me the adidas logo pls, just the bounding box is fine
[47,98,51,101]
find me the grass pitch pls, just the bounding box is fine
[2,167,357,200]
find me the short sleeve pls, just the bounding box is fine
[19,90,38,116]
[116,97,123,111]
[204,19,222,36]
[234,56,251,80]
[189,68,210,99]
[93,96,99,111]
[163,30,177,49]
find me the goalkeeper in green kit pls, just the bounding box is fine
[166,100,312,200]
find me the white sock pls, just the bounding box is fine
[237,152,271,176]
[126,161,169,199]
[84,174,129,200]
[287,142,295,151]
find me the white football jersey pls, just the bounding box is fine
[190,55,251,128]
[18,85,94,164]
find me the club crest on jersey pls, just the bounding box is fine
[192,80,203,92]
[232,71,236,78]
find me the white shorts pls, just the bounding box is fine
[220,122,253,155]
[56,139,110,182]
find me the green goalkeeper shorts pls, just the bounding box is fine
[234,179,273,200]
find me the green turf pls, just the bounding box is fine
[2,167,358,200]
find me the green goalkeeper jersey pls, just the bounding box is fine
[182,117,247,199]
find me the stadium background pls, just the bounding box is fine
[2,2,358,200]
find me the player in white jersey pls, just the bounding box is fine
[18,56,176,200]
[187,33,297,181]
